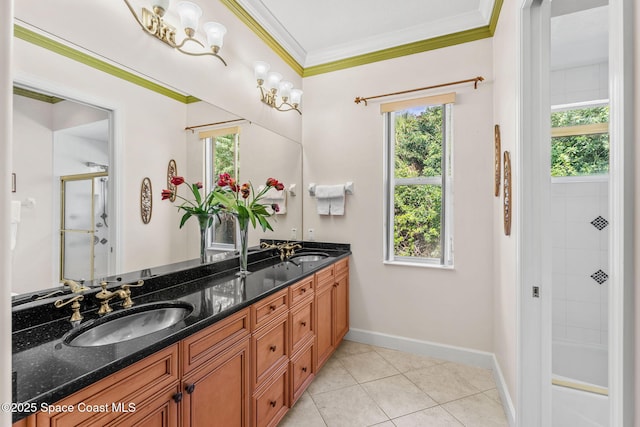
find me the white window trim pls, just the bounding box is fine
[383,101,454,267]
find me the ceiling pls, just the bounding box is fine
[235,0,497,68]
[233,0,609,75]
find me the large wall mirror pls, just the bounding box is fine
[11,30,303,298]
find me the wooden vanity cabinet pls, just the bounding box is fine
[250,288,290,427]
[36,344,181,427]
[19,257,349,427]
[180,308,251,427]
[315,258,350,371]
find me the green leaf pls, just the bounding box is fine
[179,212,192,228]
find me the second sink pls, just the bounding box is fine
[65,301,193,347]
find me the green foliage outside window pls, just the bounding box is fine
[551,106,609,177]
[393,106,445,259]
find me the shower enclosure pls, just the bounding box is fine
[60,172,110,282]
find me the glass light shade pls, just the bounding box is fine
[290,89,303,105]
[176,1,202,31]
[278,81,293,100]
[266,72,282,92]
[153,0,171,14]
[203,22,227,48]
[254,61,270,83]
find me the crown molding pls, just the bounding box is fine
[13,23,198,104]
[223,0,503,77]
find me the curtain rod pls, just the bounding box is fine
[354,76,485,106]
[184,118,247,133]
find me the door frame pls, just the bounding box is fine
[518,0,635,425]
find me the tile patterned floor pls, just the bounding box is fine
[279,340,508,427]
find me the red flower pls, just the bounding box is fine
[195,182,203,189]
[240,183,250,199]
[275,182,285,191]
[161,189,173,200]
[217,173,232,187]
[271,203,280,213]
[170,176,185,186]
[266,177,278,187]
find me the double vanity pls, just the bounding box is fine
[12,241,350,426]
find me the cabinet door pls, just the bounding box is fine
[103,385,181,427]
[182,338,250,427]
[315,283,333,371]
[333,272,349,345]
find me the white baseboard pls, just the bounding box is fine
[345,328,516,426]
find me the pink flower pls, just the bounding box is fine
[195,182,203,189]
[170,176,185,186]
[271,203,280,213]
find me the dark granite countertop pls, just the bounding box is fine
[11,241,350,422]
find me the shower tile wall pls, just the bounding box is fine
[552,179,608,347]
[550,61,608,106]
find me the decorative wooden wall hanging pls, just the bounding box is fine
[167,159,178,202]
[494,125,501,197]
[140,177,152,224]
[503,151,512,236]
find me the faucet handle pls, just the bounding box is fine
[120,280,144,308]
[54,295,84,323]
[62,279,89,293]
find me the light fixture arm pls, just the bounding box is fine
[256,80,302,114]
[123,0,227,66]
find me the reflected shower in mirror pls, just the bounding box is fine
[12,86,114,295]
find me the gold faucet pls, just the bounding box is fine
[260,241,302,261]
[120,280,145,308]
[95,280,145,315]
[54,295,84,323]
[61,279,89,293]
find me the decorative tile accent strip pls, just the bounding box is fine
[591,269,608,285]
[590,216,609,231]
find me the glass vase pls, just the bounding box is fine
[196,214,212,263]
[237,219,249,276]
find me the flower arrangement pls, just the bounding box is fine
[162,173,285,270]
[162,173,284,230]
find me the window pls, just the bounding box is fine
[203,127,240,250]
[551,102,609,177]
[383,94,454,266]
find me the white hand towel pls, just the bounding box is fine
[315,185,345,216]
[263,188,287,215]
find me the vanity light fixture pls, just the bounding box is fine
[124,0,228,65]
[254,61,303,114]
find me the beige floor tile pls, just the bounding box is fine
[442,393,509,427]
[374,346,444,373]
[279,392,327,427]
[445,362,497,391]
[307,357,358,395]
[369,422,395,427]
[361,374,438,419]
[392,406,464,427]
[404,363,481,404]
[340,351,400,383]
[333,339,376,358]
[313,384,389,427]
[482,388,503,405]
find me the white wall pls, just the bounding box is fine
[302,38,495,352]
[11,95,54,294]
[634,0,640,419]
[491,0,519,412]
[551,62,609,106]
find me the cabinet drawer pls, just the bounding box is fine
[290,340,314,404]
[251,288,288,331]
[252,313,288,386]
[182,307,250,374]
[315,265,335,289]
[289,276,314,306]
[335,257,349,278]
[36,345,179,427]
[253,364,288,427]
[290,298,314,354]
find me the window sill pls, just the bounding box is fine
[383,260,454,270]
